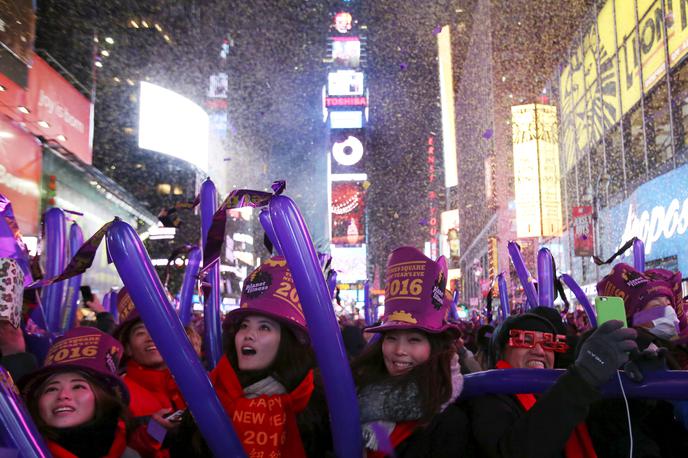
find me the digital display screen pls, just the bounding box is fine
[328,70,364,96]
[330,110,363,129]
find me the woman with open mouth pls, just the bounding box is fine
[19,327,139,458]
[350,246,468,457]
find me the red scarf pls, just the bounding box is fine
[124,361,186,417]
[496,360,597,458]
[47,420,128,458]
[209,356,314,458]
[366,421,418,458]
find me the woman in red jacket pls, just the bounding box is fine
[20,327,139,458]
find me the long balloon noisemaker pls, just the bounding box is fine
[60,221,84,332]
[179,247,201,326]
[259,208,283,255]
[497,272,510,322]
[537,248,555,307]
[106,219,246,457]
[199,179,222,369]
[364,280,372,326]
[449,289,460,321]
[41,207,67,333]
[269,195,363,458]
[559,273,598,328]
[507,241,538,309]
[633,238,645,272]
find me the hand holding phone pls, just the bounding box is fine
[163,409,185,422]
[594,296,628,327]
[80,286,94,304]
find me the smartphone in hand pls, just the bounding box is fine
[80,285,94,304]
[594,296,627,327]
[163,409,185,422]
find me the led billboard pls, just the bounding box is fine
[330,111,363,129]
[330,130,365,174]
[440,209,460,268]
[138,82,209,172]
[330,244,367,283]
[331,181,365,246]
[332,37,361,68]
[327,70,364,96]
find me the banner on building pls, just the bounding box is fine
[572,205,594,257]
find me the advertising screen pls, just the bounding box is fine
[330,244,367,283]
[330,111,363,129]
[440,209,460,268]
[331,181,365,246]
[331,37,360,68]
[138,82,209,172]
[328,70,364,96]
[330,130,365,174]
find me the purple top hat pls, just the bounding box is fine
[0,257,23,328]
[19,327,129,404]
[366,247,459,336]
[226,256,309,343]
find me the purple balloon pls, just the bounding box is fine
[364,280,372,326]
[179,247,202,326]
[449,289,460,321]
[200,179,222,369]
[60,222,84,332]
[507,241,538,309]
[268,195,362,458]
[462,368,688,400]
[633,238,645,272]
[537,248,555,307]
[559,273,598,328]
[259,208,283,255]
[0,366,51,455]
[106,220,246,457]
[41,208,67,333]
[497,273,510,321]
[108,289,119,323]
[327,269,337,301]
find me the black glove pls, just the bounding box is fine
[623,347,669,383]
[575,320,638,388]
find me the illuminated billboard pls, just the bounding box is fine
[330,111,363,129]
[331,181,365,246]
[138,82,209,172]
[437,25,458,188]
[330,130,365,174]
[328,70,364,96]
[440,209,460,268]
[330,244,367,283]
[332,37,361,68]
[511,104,562,238]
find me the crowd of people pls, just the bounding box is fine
[1,245,688,457]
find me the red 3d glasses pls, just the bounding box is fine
[507,329,569,353]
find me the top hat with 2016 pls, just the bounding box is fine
[366,246,459,336]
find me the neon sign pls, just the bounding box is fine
[326,96,367,107]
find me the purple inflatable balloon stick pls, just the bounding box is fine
[60,222,84,332]
[107,289,119,322]
[461,368,688,400]
[259,208,283,255]
[449,289,460,321]
[537,248,555,307]
[327,269,338,301]
[106,219,246,457]
[364,280,372,326]
[200,179,222,369]
[507,241,538,309]
[0,366,51,456]
[268,195,362,458]
[179,247,202,326]
[497,273,510,322]
[633,238,645,272]
[41,208,67,333]
[559,273,598,328]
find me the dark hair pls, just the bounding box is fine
[224,315,315,392]
[350,330,456,423]
[26,370,128,441]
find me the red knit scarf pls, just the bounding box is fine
[47,420,128,458]
[209,356,314,458]
[496,360,597,458]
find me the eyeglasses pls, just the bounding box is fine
[507,329,569,353]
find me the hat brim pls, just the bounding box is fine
[226,308,310,344]
[19,365,130,405]
[364,320,460,337]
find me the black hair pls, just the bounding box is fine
[224,316,315,392]
[350,330,456,424]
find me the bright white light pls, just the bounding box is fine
[330,244,367,283]
[105,37,114,44]
[328,70,364,96]
[332,135,363,166]
[330,111,362,129]
[138,81,209,172]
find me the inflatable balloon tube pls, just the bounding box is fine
[269,195,363,458]
[497,273,510,322]
[507,241,538,309]
[327,269,338,301]
[448,289,459,321]
[178,246,202,326]
[106,219,246,457]
[364,280,372,325]
[461,368,688,400]
[0,366,51,456]
[41,207,67,333]
[559,273,598,328]
[259,208,283,255]
[537,248,555,307]
[633,238,645,272]
[199,179,223,368]
[107,289,119,323]
[60,222,84,332]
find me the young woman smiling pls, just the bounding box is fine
[20,327,139,458]
[351,247,468,458]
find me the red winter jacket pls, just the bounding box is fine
[47,420,129,458]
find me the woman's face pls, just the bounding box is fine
[381,330,432,376]
[38,372,96,428]
[235,315,281,371]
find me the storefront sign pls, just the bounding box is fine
[572,205,594,257]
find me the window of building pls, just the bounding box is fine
[644,78,673,178]
[670,61,688,165]
[604,123,624,201]
[622,105,647,188]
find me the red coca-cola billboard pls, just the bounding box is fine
[572,206,594,257]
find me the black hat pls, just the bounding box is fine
[487,312,559,369]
